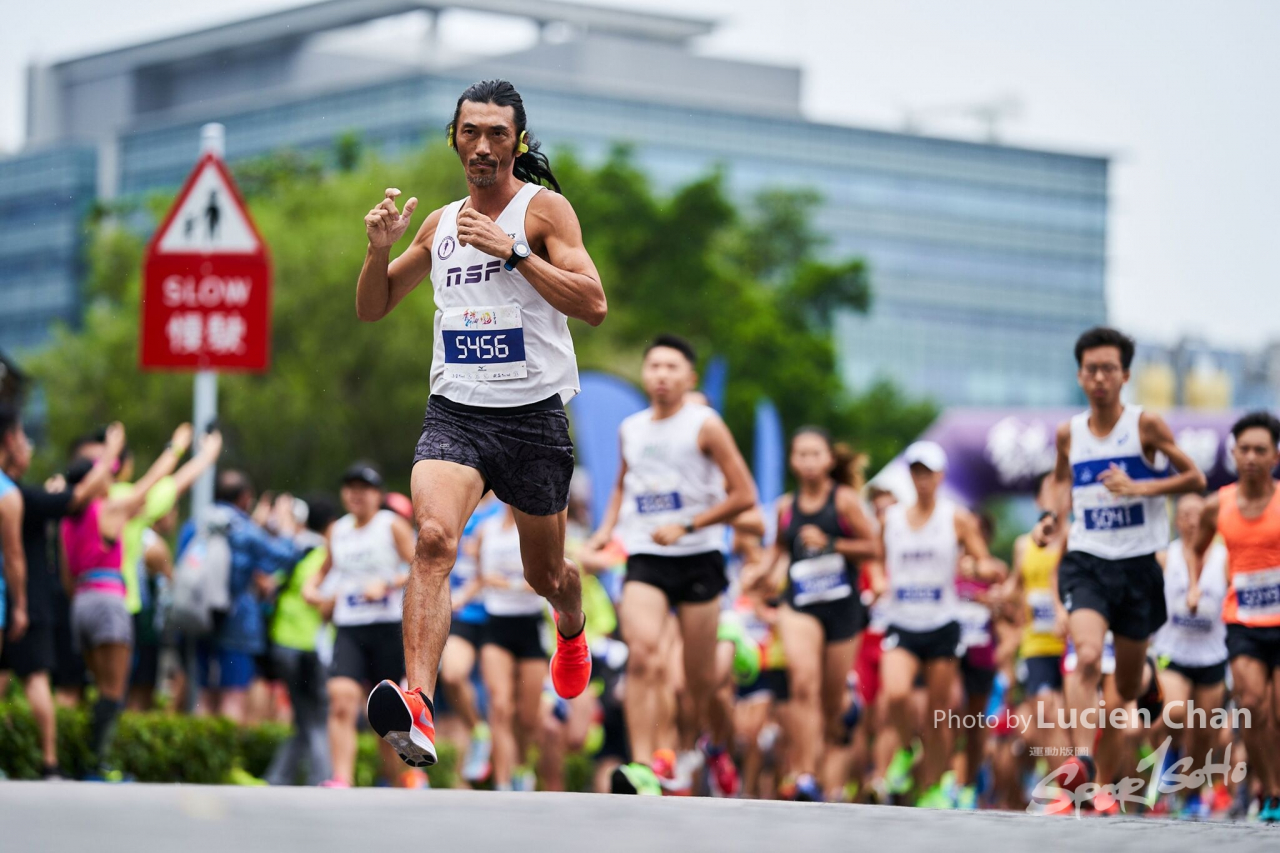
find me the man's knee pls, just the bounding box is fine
[489,695,514,725]
[415,520,458,570]
[627,640,664,682]
[1073,643,1104,682]
[524,562,568,599]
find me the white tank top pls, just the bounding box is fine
[478,513,545,617]
[883,500,960,632]
[428,183,580,407]
[1068,406,1171,560]
[1154,540,1228,667]
[329,510,405,627]
[617,403,726,557]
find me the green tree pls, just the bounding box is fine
[28,143,934,492]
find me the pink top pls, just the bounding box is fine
[60,499,125,598]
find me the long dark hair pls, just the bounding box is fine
[448,80,561,194]
[791,426,867,490]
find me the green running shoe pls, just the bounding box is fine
[610,762,663,796]
[886,748,915,795]
[918,783,956,810]
[718,614,761,686]
[956,785,978,810]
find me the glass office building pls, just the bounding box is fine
[7,0,1107,406]
[0,146,97,352]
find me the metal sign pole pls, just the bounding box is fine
[190,122,224,529]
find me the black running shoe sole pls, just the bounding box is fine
[366,681,437,768]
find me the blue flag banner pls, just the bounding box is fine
[702,355,728,413]
[568,372,648,528]
[754,397,784,507]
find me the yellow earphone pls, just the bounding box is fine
[446,125,529,154]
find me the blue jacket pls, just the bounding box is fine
[181,504,305,654]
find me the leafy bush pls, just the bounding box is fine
[0,702,457,786]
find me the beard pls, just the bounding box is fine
[467,161,499,188]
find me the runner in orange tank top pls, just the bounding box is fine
[1190,410,1280,823]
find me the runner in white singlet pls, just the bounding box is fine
[356,80,606,768]
[589,335,757,796]
[1034,327,1205,799]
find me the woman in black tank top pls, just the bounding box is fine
[743,427,879,802]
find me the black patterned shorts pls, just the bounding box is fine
[413,394,574,517]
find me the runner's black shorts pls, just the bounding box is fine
[787,595,866,644]
[1019,654,1064,696]
[1058,550,1167,640]
[0,621,56,678]
[1163,658,1227,686]
[413,394,574,517]
[883,621,961,663]
[1226,623,1280,670]
[449,618,485,649]
[737,667,790,702]
[625,551,727,606]
[331,622,405,685]
[961,656,997,698]
[482,613,548,660]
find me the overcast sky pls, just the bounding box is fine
[3,0,1278,349]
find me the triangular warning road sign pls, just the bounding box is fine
[153,154,261,254]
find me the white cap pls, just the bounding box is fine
[904,440,948,472]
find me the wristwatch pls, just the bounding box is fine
[683,519,697,534]
[505,239,531,270]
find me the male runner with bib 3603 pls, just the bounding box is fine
[1034,327,1205,794]
[590,335,757,794]
[355,80,606,768]
[1189,411,1280,823]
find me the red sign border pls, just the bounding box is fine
[140,152,273,373]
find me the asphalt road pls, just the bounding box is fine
[0,783,1275,853]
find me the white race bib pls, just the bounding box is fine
[789,553,852,607]
[441,305,527,381]
[1027,590,1058,634]
[1235,567,1280,622]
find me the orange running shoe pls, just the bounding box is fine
[366,679,437,767]
[550,613,592,699]
[1056,755,1096,795]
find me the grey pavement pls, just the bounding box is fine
[0,783,1275,853]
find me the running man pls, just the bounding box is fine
[879,441,997,809]
[1152,494,1228,817]
[1189,411,1280,823]
[745,427,877,802]
[475,502,551,790]
[1034,327,1205,794]
[304,464,415,787]
[355,79,606,767]
[591,334,757,793]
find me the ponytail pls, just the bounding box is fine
[831,442,868,491]
[792,426,866,490]
[513,134,561,194]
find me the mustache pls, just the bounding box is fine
[469,157,497,167]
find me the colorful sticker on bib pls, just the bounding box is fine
[442,305,527,381]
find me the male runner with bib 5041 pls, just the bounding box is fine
[355,80,606,768]
[1034,327,1205,793]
